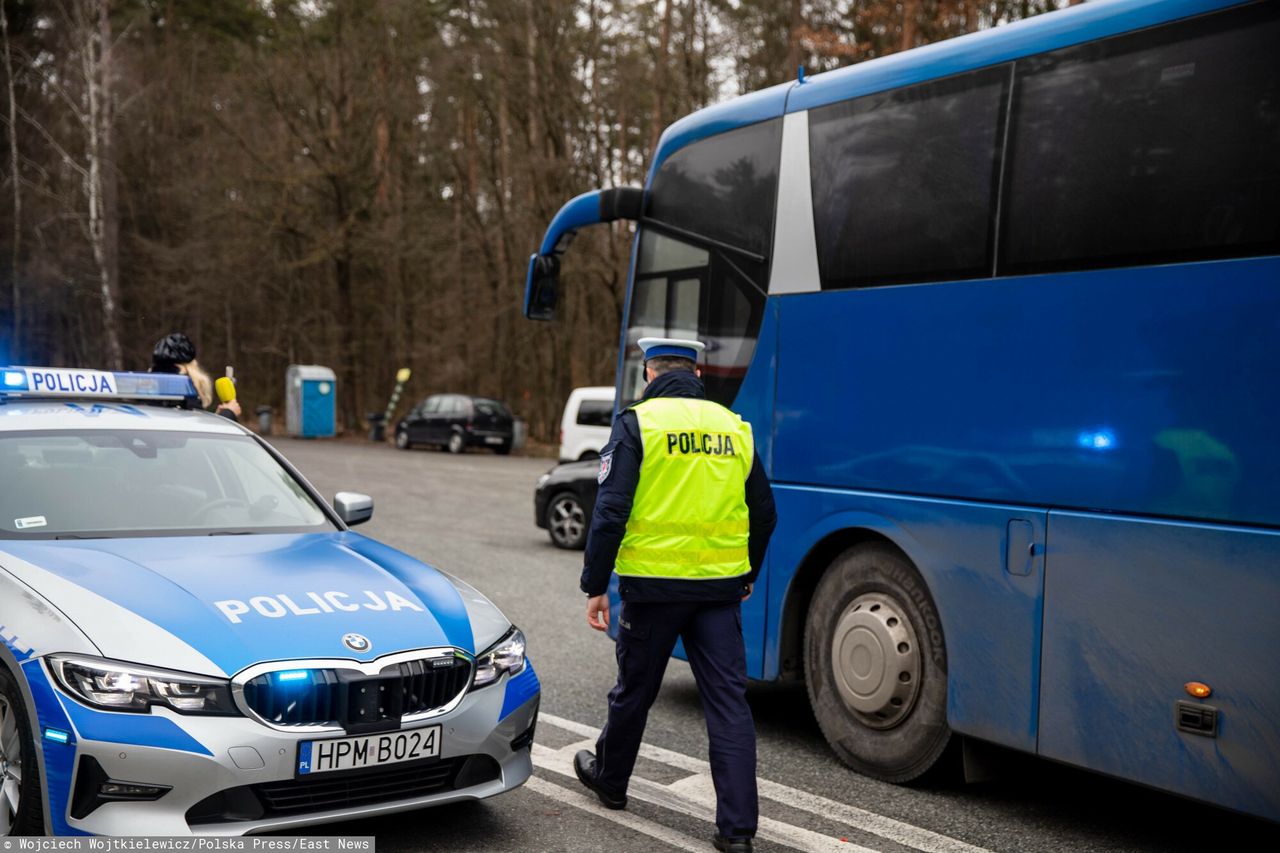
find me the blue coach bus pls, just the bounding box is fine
[525,0,1279,821]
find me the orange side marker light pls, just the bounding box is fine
[1185,682,1212,699]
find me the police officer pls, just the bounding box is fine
[574,337,776,853]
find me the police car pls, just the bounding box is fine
[0,366,539,836]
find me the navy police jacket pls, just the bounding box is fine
[580,370,777,602]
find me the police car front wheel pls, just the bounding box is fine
[0,668,44,836]
[804,542,952,784]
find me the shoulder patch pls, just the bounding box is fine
[597,452,613,484]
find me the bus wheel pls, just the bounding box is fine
[804,543,950,783]
[0,667,44,835]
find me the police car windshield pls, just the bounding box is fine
[0,430,334,538]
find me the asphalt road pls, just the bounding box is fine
[271,437,1278,852]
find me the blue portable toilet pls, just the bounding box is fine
[286,365,337,438]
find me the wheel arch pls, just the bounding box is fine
[776,518,943,685]
[0,641,54,834]
[777,527,903,681]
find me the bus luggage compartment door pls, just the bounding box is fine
[1039,512,1280,821]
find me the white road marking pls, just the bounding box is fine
[524,774,708,853]
[532,742,862,853]
[537,712,994,853]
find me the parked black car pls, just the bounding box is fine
[534,459,599,549]
[395,393,514,454]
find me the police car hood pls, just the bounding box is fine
[0,532,505,678]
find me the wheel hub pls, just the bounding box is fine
[830,592,922,729]
[551,497,585,543]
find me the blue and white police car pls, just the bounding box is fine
[0,366,539,835]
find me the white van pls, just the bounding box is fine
[559,386,615,461]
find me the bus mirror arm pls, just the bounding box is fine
[523,186,644,321]
[599,187,644,222]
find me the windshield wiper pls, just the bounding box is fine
[207,530,255,536]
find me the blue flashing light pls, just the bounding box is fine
[2,369,27,388]
[113,373,199,400]
[1078,429,1117,451]
[277,670,310,683]
[43,727,71,744]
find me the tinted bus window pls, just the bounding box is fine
[648,119,782,257]
[810,65,1008,289]
[1002,3,1280,274]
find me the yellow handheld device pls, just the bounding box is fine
[215,376,237,404]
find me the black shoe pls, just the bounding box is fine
[573,749,627,810]
[712,835,753,853]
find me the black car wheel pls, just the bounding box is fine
[394,430,411,450]
[0,667,44,835]
[447,432,465,454]
[546,492,588,550]
[804,543,951,783]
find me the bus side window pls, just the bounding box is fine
[808,65,1009,290]
[648,119,782,259]
[1001,2,1280,274]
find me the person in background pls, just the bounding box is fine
[150,332,241,420]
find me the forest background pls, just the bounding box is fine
[0,0,1067,439]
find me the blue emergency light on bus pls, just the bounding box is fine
[0,366,198,403]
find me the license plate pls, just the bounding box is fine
[484,436,503,444]
[298,726,441,775]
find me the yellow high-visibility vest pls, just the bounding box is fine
[615,396,754,581]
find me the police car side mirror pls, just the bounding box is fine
[334,492,373,526]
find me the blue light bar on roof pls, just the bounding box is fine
[0,366,198,403]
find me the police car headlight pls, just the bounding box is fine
[48,655,238,715]
[472,627,526,689]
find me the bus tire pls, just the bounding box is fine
[804,543,950,783]
[0,666,45,835]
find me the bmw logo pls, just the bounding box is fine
[342,633,372,653]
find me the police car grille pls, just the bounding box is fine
[242,657,472,728]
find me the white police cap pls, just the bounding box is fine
[637,337,706,362]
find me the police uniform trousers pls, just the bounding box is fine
[594,599,758,839]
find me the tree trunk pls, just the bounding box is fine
[1,0,20,356]
[86,0,123,369]
[648,0,674,156]
[785,0,804,80]
[900,0,921,54]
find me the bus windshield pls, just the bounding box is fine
[621,229,766,406]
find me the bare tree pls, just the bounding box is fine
[1,0,20,353]
[81,0,122,369]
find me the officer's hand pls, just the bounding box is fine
[586,594,610,632]
[742,583,753,602]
